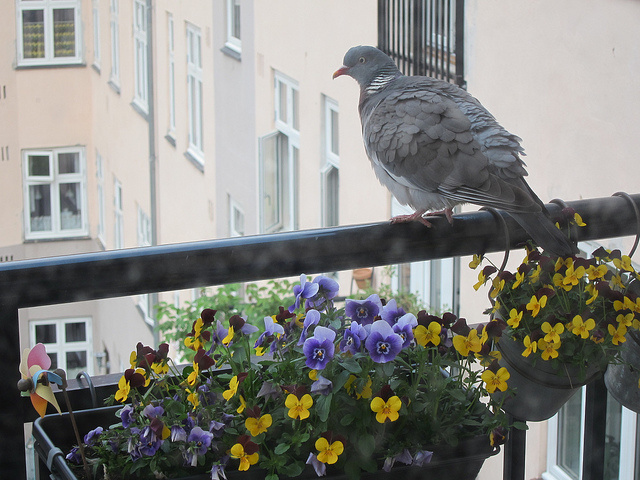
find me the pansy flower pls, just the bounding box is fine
[339,321,367,354]
[285,393,313,420]
[392,313,417,348]
[297,309,321,346]
[185,427,214,466]
[289,274,320,313]
[365,320,403,363]
[303,326,336,370]
[315,432,344,465]
[414,321,441,347]
[345,294,383,325]
[370,385,402,423]
[381,299,407,326]
[230,436,259,471]
[305,275,340,310]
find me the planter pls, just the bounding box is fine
[604,329,640,414]
[33,407,498,480]
[494,335,602,421]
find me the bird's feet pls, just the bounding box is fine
[390,208,454,227]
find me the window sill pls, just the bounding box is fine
[131,100,149,122]
[108,79,121,95]
[92,63,101,75]
[24,233,91,243]
[221,44,241,61]
[184,149,204,173]
[15,60,86,70]
[165,133,176,147]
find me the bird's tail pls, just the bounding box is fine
[509,211,578,258]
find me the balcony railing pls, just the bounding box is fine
[1,193,639,479]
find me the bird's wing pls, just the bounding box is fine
[362,85,541,213]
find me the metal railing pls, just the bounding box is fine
[1,194,639,479]
[378,0,466,87]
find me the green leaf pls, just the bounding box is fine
[316,393,333,423]
[357,433,375,458]
[382,362,395,377]
[266,474,279,480]
[340,358,362,374]
[274,443,290,455]
[340,413,355,426]
[281,462,304,477]
[513,421,529,430]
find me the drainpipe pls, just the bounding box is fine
[146,0,159,347]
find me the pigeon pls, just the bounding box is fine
[333,45,577,258]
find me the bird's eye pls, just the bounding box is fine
[358,57,366,64]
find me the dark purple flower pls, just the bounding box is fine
[305,275,340,310]
[139,426,162,456]
[381,299,407,325]
[83,426,103,446]
[185,427,214,466]
[345,294,382,325]
[340,321,367,354]
[392,313,417,348]
[121,404,135,428]
[297,309,321,346]
[289,274,320,312]
[142,404,164,419]
[383,449,413,472]
[303,326,336,370]
[413,450,434,467]
[66,447,81,464]
[365,320,403,363]
[310,374,333,395]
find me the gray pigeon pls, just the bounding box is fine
[334,45,577,257]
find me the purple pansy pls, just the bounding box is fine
[139,426,162,456]
[66,447,81,464]
[257,381,281,401]
[381,299,408,326]
[383,449,414,472]
[142,404,164,419]
[392,313,417,348]
[306,453,326,477]
[121,404,135,428]
[413,450,434,467]
[305,275,340,310]
[345,294,382,325]
[297,309,321,346]
[365,320,403,363]
[254,315,285,349]
[289,274,320,313]
[171,425,187,442]
[302,326,336,370]
[340,321,367,354]
[185,427,214,466]
[83,426,103,446]
[210,464,228,480]
[310,374,333,396]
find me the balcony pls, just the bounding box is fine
[1,193,638,479]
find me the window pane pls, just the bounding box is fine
[557,392,583,479]
[278,81,287,124]
[22,9,45,59]
[29,155,50,177]
[66,351,87,377]
[53,8,76,58]
[48,353,58,370]
[65,322,86,342]
[35,324,56,344]
[59,183,82,230]
[29,184,52,232]
[604,394,622,480]
[326,166,339,227]
[58,152,79,174]
[330,109,339,155]
[292,88,300,131]
[261,134,279,230]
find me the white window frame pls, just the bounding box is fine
[109,0,120,86]
[114,178,124,249]
[322,97,339,228]
[137,207,153,324]
[543,388,639,480]
[29,317,94,377]
[225,0,241,54]
[16,0,83,67]
[23,147,88,240]
[96,152,105,246]
[186,23,204,164]
[133,0,148,111]
[229,197,245,237]
[92,0,100,68]
[167,13,176,134]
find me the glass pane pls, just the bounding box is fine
[48,353,58,370]
[22,9,45,59]
[232,0,241,39]
[29,184,52,232]
[326,166,339,227]
[557,392,583,479]
[330,109,339,155]
[58,152,79,174]
[29,155,50,177]
[278,81,287,123]
[59,183,82,230]
[65,322,86,342]
[292,88,300,131]
[35,324,56,344]
[261,134,279,230]
[604,393,622,480]
[66,351,87,377]
[53,8,76,58]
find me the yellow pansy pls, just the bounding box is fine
[285,393,313,420]
[245,414,272,437]
[370,395,402,423]
[230,443,259,471]
[452,329,483,356]
[608,323,627,345]
[507,308,523,328]
[541,322,565,343]
[223,375,239,401]
[538,339,561,360]
[522,335,537,357]
[315,437,344,465]
[481,367,510,393]
[526,295,547,318]
[570,315,595,339]
[414,321,442,347]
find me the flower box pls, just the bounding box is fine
[33,407,498,480]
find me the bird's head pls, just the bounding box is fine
[333,45,400,88]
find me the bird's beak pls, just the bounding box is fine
[333,66,349,79]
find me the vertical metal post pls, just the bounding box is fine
[582,378,607,480]
[504,418,526,480]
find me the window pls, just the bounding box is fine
[167,14,176,134]
[114,178,123,248]
[23,148,87,240]
[17,0,82,66]
[225,0,241,55]
[259,72,299,233]
[133,0,148,111]
[229,198,245,237]
[96,152,105,245]
[544,388,639,480]
[92,0,100,68]
[30,318,93,377]
[109,0,120,86]
[186,24,204,164]
[322,98,339,228]
[137,207,153,323]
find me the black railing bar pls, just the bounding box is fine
[0,194,639,311]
